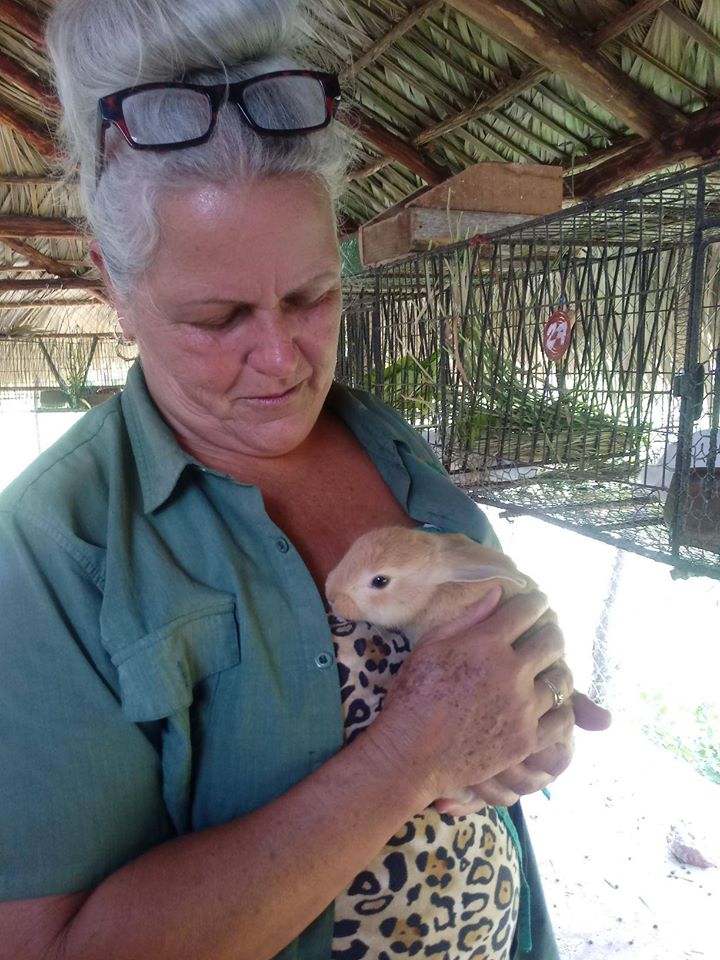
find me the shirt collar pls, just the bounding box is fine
[121,361,195,514]
[121,366,415,516]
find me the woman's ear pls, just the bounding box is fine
[89,241,135,340]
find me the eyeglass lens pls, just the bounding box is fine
[241,74,328,131]
[122,88,214,145]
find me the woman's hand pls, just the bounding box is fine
[364,588,574,812]
[435,682,613,814]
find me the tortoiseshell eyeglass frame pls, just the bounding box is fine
[95,69,341,184]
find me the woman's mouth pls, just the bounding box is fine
[243,383,302,406]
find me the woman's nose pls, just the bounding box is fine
[248,310,299,376]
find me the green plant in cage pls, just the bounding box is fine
[640,692,720,785]
[447,310,649,468]
[364,350,441,421]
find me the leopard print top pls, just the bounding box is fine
[330,614,521,960]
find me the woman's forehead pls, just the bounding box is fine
[145,177,340,301]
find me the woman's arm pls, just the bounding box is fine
[1,590,570,960]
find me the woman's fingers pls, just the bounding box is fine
[421,586,503,643]
[535,658,574,714]
[523,740,574,778]
[572,692,613,730]
[516,621,567,677]
[423,589,550,650]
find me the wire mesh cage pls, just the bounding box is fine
[0,335,136,411]
[339,162,720,580]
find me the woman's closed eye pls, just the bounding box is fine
[283,286,341,311]
[191,306,252,330]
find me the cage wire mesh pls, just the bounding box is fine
[339,162,720,580]
[0,335,137,411]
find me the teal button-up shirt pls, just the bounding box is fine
[0,362,555,959]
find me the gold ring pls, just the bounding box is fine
[542,677,565,710]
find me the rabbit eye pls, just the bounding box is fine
[370,575,390,589]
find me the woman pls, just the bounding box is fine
[0,1,609,958]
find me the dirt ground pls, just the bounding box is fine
[522,718,719,960]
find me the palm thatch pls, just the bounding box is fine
[1,0,720,388]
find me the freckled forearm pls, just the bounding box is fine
[55,734,424,960]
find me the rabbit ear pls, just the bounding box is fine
[429,534,527,588]
[445,566,527,588]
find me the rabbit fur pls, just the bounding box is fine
[325,525,556,646]
[325,526,560,809]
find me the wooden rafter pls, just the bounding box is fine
[349,110,450,184]
[413,65,549,147]
[592,0,670,46]
[0,174,58,185]
[1,238,77,279]
[0,0,45,46]
[0,51,58,111]
[572,100,720,197]
[351,0,680,184]
[0,278,103,293]
[444,0,686,141]
[371,43,563,160]
[0,216,82,238]
[416,8,615,136]
[0,99,55,157]
[663,3,720,60]
[0,299,107,311]
[0,238,108,304]
[346,0,444,78]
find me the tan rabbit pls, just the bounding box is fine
[325,526,563,810]
[325,525,556,647]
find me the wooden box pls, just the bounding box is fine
[410,162,563,216]
[359,207,530,268]
[359,162,563,268]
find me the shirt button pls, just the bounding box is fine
[275,537,290,554]
[315,651,333,669]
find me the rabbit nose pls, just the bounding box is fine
[332,593,361,621]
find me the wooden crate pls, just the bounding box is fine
[410,162,563,216]
[359,208,530,268]
[358,162,563,267]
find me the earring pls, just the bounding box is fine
[116,320,137,361]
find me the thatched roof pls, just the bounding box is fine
[1,0,720,387]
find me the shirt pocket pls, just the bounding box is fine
[111,597,240,722]
[110,597,240,833]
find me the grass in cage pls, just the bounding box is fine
[363,349,440,419]
[365,337,648,471]
[639,694,720,786]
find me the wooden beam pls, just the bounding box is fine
[414,65,548,147]
[571,100,720,197]
[562,135,642,174]
[662,3,720,60]
[347,0,445,77]
[0,278,103,292]
[0,0,45,46]
[349,110,450,184]
[444,0,685,140]
[0,238,108,303]
[357,0,682,180]
[0,100,56,157]
[0,215,82,238]
[0,239,77,279]
[0,301,108,312]
[0,174,59,185]
[0,52,58,112]
[592,0,669,46]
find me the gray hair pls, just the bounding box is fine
[46,0,351,297]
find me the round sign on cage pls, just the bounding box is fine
[543,308,575,361]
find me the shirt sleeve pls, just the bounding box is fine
[0,508,175,900]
